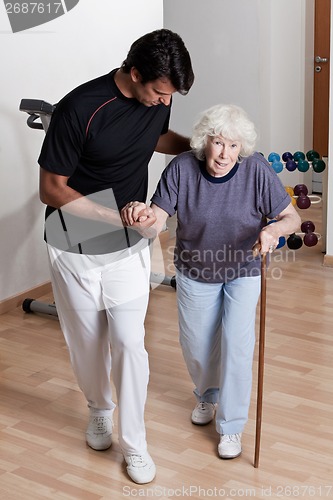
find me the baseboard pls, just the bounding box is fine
[0,281,52,315]
[323,254,333,267]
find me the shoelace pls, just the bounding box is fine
[128,454,147,468]
[222,433,240,443]
[93,416,109,433]
[197,402,213,411]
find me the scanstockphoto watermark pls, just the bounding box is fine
[167,245,297,266]
[3,0,80,33]
[122,485,258,497]
[123,484,333,498]
[165,245,297,281]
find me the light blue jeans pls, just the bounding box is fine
[176,270,261,435]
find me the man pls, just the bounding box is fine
[38,29,194,484]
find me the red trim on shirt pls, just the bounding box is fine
[85,97,117,136]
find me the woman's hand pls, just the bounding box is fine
[255,202,301,255]
[252,225,281,256]
[257,226,280,254]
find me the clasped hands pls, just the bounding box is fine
[121,201,156,230]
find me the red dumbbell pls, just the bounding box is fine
[294,184,311,209]
[300,220,318,247]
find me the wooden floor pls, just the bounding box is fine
[1,204,333,499]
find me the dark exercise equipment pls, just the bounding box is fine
[19,99,176,317]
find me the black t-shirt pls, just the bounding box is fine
[38,69,171,254]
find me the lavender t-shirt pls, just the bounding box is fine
[151,151,290,283]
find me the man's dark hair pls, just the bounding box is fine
[121,29,194,95]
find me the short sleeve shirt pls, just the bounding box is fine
[151,151,291,282]
[38,69,171,254]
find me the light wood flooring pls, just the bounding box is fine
[1,204,333,499]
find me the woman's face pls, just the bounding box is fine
[204,135,241,177]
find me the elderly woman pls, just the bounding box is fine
[122,104,300,459]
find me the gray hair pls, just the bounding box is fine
[190,104,257,160]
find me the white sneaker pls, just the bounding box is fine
[86,415,113,451]
[218,433,242,459]
[124,452,156,484]
[191,402,216,425]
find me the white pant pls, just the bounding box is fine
[176,270,261,435]
[47,240,151,454]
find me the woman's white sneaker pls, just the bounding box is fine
[218,433,242,459]
[124,452,156,484]
[191,402,216,425]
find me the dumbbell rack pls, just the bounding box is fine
[267,150,327,253]
[267,150,326,175]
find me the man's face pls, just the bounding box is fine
[131,69,176,107]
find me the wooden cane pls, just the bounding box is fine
[253,245,267,468]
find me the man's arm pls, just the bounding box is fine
[155,130,190,155]
[39,168,123,226]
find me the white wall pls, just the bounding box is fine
[0,0,164,301]
[164,0,261,142]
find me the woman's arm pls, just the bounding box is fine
[257,202,301,254]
